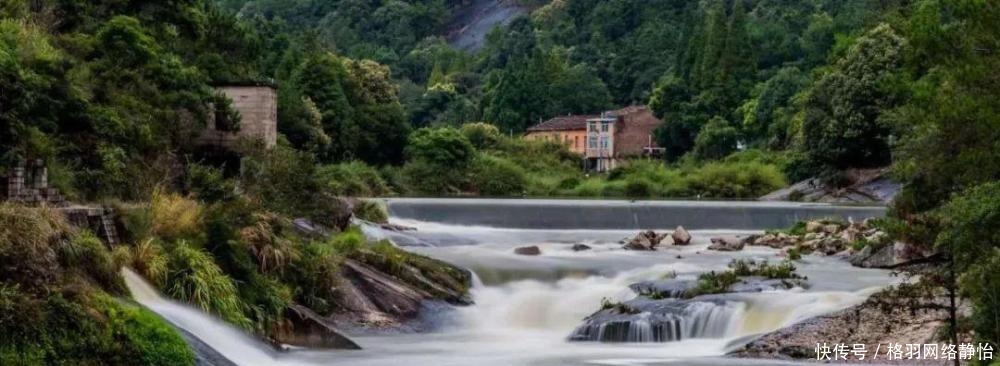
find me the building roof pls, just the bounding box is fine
[525,106,653,133]
[526,115,597,132]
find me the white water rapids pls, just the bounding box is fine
[124,202,893,366]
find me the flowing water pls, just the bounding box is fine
[125,199,893,366]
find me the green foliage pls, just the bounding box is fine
[165,241,252,330]
[354,200,389,224]
[405,127,476,168]
[599,298,640,315]
[317,162,391,197]
[800,23,906,175]
[186,163,236,203]
[469,154,527,197]
[692,116,739,161]
[460,123,503,149]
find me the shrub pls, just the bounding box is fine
[150,188,203,240]
[683,161,787,198]
[238,213,301,274]
[288,240,342,313]
[59,231,126,294]
[401,159,466,195]
[460,122,502,149]
[0,205,68,293]
[130,239,169,287]
[405,127,476,168]
[165,241,251,329]
[317,162,390,197]
[470,154,527,196]
[692,116,739,161]
[185,163,236,203]
[98,295,196,366]
[354,199,389,223]
[624,178,654,198]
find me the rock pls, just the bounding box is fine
[624,230,669,250]
[514,246,542,255]
[332,258,470,328]
[292,218,328,237]
[805,221,824,233]
[629,279,700,299]
[751,234,775,246]
[570,277,807,343]
[379,223,417,232]
[758,168,901,204]
[671,226,692,245]
[839,227,859,242]
[571,244,592,252]
[823,224,840,234]
[708,236,745,252]
[732,291,952,360]
[816,237,847,255]
[849,242,938,269]
[272,304,361,350]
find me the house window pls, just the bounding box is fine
[589,122,598,132]
[574,136,579,148]
[600,137,608,149]
[588,137,598,149]
[601,122,610,132]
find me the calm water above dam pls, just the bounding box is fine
[127,199,892,366]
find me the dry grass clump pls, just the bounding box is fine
[239,213,300,274]
[150,188,203,239]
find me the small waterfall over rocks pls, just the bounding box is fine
[569,299,744,343]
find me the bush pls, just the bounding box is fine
[59,231,126,294]
[470,154,527,196]
[150,189,203,240]
[165,241,251,329]
[692,116,739,161]
[624,178,654,198]
[682,161,787,198]
[401,159,466,195]
[405,127,476,168]
[185,163,236,203]
[354,199,389,223]
[460,122,502,149]
[317,162,391,197]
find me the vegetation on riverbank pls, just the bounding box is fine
[0,205,194,366]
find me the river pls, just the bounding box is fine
[125,199,893,366]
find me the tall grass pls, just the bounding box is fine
[150,188,203,239]
[165,241,251,329]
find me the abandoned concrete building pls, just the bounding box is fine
[199,84,278,149]
[523,106,664,172]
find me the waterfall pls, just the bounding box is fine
[568,300,744,343]
[121,268,296,366]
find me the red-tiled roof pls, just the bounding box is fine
[526,115,597,132]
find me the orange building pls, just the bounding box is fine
[523,115,594,154]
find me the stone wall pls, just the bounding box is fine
[200,86,278,149]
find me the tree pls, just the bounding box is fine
[404,127,475,168]
[692,116,739,161]
[800,24,906,175]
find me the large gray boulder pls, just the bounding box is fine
[760,168,900,204]
[514,246,542,255]
[671,226,692,245]
[849,242,938,268]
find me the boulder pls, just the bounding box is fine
[805,221,824,233]
[671,226,692,245]
[629,279,699,299]
[624,230,669,250]
[708,236,745,251]
[822,224,840,234]
[514,246,542,255]
[272,304,361,350]
[571,244,592,252]
[849,242,938,269]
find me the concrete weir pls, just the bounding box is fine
[385,198,886,230]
